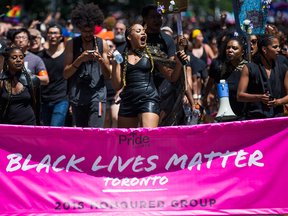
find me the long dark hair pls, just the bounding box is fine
[2,47,36,118]
[219,36,247,63]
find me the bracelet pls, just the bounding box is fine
[192,105,195,107]
[198,95,202,99]
[221,26,227,30]
[72,62,78,69]
[193,94,198,100]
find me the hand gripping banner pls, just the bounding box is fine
[1,117,288,215]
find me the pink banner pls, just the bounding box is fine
[1,118,288,215]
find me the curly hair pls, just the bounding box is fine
[265,23,280,42]
[2,47,25,70]
[70,3,104,29]
[219,36,247,62]
[1,47,34,118]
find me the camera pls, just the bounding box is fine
[79,71,92,84]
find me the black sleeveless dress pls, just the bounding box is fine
[245,59,288,119]
[118,57,160,117]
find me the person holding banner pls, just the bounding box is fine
[237,34,288,119]
[108,24,187,128]
[0,47,40,125]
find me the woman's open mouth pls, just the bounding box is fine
[140,36,146,45]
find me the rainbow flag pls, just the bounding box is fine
[4,6,21,23]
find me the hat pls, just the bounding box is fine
[28,29,41,37]
[192,29,201,39]
[161,26,173,35]
[0,40,7,53]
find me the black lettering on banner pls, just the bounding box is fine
[210,199,216,206]
[120,201,128,209]
[119,135,126,144]
[140,201,146,208]
[78,202,84,209]
[110,202,118,209]
[100,202,108,209]
[200,199,207,207]
[63,202,70,210]
[130,201,137,208]
[158,200,165,208]
[149,201,155,208]
[55,202,61,210]
[181,200,188,207]
[171,200,178,207]
[72,202,76,210]
[190,199,198,207]
[91,202,99,209]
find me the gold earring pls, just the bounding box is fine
[6,65,9,71]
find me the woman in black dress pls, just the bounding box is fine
[108,24,186,128]
[0,47,40,125]
[204,35,248,121]
[237,34,288,119]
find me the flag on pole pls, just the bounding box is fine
[4,6,21,23]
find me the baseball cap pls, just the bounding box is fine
[0,40,7,53]
[28,29,41,37]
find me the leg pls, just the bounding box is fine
[110,103,119,128]
[50,101,69,126]
[103,108,111,128]
[118,116,138,128]
[72,104,89,127]
[41,103,53,126]
[139,112,159,128]
[89,101,106,128]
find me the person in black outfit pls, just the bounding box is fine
[39,24,69,126]
[0,47,40,125]
[142,5,194,125]
[63,3,110,128]
[108,24,186,128]
[213,36,248,121]
[237,34,288,119]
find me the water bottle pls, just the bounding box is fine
[190,105,200,125]
[183,98,191,118]
[113,50,123,64]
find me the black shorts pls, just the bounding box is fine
[118,100,160,117]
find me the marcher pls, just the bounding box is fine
[0,47,40,125]
[39,24,69,126]
[237,34,288,119]
[108,24,187,128]
[28,29,45,55]
[0,39,7,73]
[63,3,110,127]
[12,28,49,85]
[113,19,127,54]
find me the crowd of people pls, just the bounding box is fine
[0,3,287,128]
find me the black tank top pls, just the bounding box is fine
[120,58,160,103]
[0,83,36,125]
[246,59,287,119]
[200,46,208,65]
[69,36,106,106]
